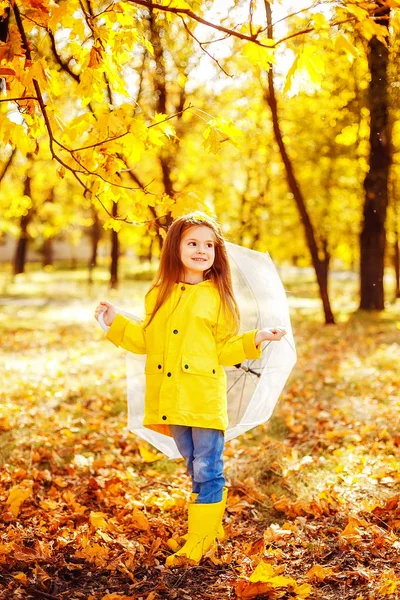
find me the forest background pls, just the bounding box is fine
[1,1,400,599]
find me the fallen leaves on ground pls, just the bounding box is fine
[236,560,312,598]
[0,278,399,599]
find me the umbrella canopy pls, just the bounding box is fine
[223,242,296,441]
[100,243,296,458]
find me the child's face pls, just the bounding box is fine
[179,225,216,281]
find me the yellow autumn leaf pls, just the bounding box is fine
[237,560,312,599]
[248,560,296,587]
[345,4,369,20]
[10,125,36,156]
[23,58,49,89]
[334,33,358,59]
[305,564,335,582]
[301,47,325,85]
[202,126,220,154]
[340,515,368,543]
[284,46,324,93]
[269,574,298,588]
[131,507,149,531]
[377,569,398,595]
[248,560,276,582]
[241,41,276,70]
[293,582,313,598]
[359,19,389,44]
[90,511,109,531]
[76,541,109,564]
[96,530,113,543]
[152,112,175,138]
[203,117,243,154]
[236,581,274,599]
[0,0,9,17]
[40,499,58,511]
[48,0,73,32]
[13,573,28,585]
[378,580,397,595]
[139,445,163,463]
[313,12,330,32]
[103,218,122,233]
[6,483,32,517]
[283,54,299,94]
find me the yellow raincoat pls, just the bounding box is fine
[106,280,261,436]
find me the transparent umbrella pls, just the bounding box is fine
[98,242,296,458]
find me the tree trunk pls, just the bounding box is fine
[89,207,101,269]
[42,189,55,267]
[13,174,33,275]
[14,219,30,275]
[145,236,155,263]
[110,201,119,289]
[42,238,53,267]
[394,209,400,298]
[359,7,391,310]
[263,1,335,324]
[149,11,173,236]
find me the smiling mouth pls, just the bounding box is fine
[192,258,207,261]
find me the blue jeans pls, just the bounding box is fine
[169,425,225,504]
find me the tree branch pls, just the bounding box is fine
[179,16,232,77]
[129,0,272,47]
[0,96,38,103]
[129,0,363,50]
[48,30,80,83]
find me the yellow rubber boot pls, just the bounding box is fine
[166,490,227,567]
[186,490,226,541]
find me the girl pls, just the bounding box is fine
[94,213,286,566]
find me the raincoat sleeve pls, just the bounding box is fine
[215,313,262,366]
[106,314,146,354]
[106,292,154,354]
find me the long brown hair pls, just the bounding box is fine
[145,213,240,336]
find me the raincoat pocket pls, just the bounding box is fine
[181,355,219,378]
[145,353,164,374]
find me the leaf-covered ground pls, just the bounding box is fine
[0,267,399,600]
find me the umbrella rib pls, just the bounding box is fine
[228,250,262,331]
[235,367,249,422]
[226,369,246,394]
[282,334,296,354]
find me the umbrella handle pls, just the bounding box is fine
[98,311,109,332]
[233,363,261,378]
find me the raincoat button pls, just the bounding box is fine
[212,369,215,374]
[162,415,167,420]
[173,329,178,334]
[184,364,189,369]
[158,364,162,369]
[181,286,185,291]
[167,372,172,377]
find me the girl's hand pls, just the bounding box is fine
[94,301,117,327]
[255,327,286,345]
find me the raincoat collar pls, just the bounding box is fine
[176,280,214,287]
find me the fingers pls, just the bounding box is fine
[270,327,287,339]
[94,301,112,321]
